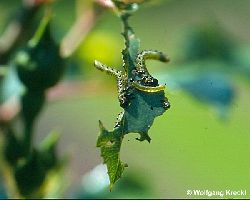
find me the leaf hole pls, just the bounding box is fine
[106,140,115,147]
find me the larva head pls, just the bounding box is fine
[158,52,170,63]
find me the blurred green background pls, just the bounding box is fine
[1,0,250,198]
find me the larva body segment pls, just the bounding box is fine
[132,81,165,93]
[94,60,130,108]
[94,60,122,77]
[134,50,169,87]
[136,50,169,73]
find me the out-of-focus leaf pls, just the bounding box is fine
[233,45,250,76]
[182,24,250,80]
[20,90,45,155]
[183,24,235,64]
[180,72,234,107]
[1,5,65,200]
[13,13,65,155]
[3,128,25,166]
[39,131,60,171]
[157,63,235,118]
[14,13,64,92]
[21,91,45,130]
[14,131,61,198]
[0,2,44,65]
[14,149,47,197]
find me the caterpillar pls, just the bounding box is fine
[132,81,165,93]
[94,60,129,107]
[136,50,169,74]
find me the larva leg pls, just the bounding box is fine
[162,97,171,110]
[136,132,151,143]
[114,111,124,128]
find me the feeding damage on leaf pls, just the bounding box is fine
[94,0,171,189]
[96,120,128,191]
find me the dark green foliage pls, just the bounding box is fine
[3,95,60,197]
[20,90,45,155]
[15,15,64,92]
[14,13,64,156]
[21,91,45,130]
[4,128,25,166]
[1,13,65,198]
[14,149,47,196]
[39,131,60,171]
[14,132,59,197]
[184,25,235,63]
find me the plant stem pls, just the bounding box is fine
[21,91,45,156]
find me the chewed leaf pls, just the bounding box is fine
[123,90,167,142]
[96,121,128,190]
[95,2,170,190]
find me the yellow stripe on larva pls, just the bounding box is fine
[132,82,165,93]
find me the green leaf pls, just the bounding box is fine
[122,27,140,75]
[97,92,166,189]
[123,90,166,142]
[96,121,128,190]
